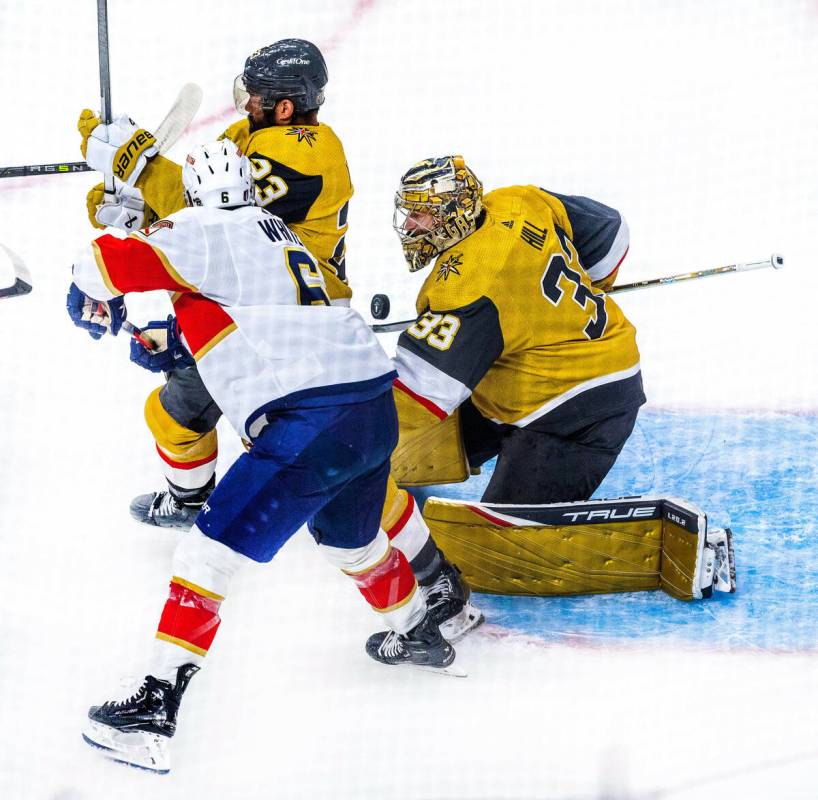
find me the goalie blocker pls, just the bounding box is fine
[422,495,735,601]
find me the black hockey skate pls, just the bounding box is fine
[423,552,484,642]
[130,490,202,531]
[83,664,199,773]
[366,613,464,677]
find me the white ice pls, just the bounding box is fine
[1,1,817,798]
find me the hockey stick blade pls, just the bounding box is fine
[0,83,203,180]
[153,83,203,154]
[0,243,32,300]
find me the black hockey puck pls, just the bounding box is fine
[370,293,390,319]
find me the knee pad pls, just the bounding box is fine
[144,387,217,458]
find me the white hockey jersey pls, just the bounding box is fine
[71,206,396,439]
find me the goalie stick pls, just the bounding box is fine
[0,244,33,300]
[369,253,785,333]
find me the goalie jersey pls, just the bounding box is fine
[135,120,353,302]
[394,186,644,430]
[72,207,395,439]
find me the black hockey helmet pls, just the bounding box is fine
[234,39,328,116]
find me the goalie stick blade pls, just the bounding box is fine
[372,320,412,334]
[153,83,203,154]
[0,243,32,300]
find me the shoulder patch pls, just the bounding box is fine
[436,252,463,282]
[141,219,174,237]
[286,127,317,147]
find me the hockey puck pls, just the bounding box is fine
[370,293,390,320]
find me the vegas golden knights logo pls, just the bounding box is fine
[436,253,463,282]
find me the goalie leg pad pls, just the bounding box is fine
[390,384,469,486]
[422,496,730,601]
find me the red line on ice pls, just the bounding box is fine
[0,0,381,195]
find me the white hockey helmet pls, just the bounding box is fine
[182,141,254,209]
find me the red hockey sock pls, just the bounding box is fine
[155,577,223,657]
[347,546,418,613]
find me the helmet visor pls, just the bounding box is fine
[233,74,252,116]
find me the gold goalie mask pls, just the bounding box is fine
[393,155,483,272]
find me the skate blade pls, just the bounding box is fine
[414,662,468,678]
[83,720,170,773]
[440,603,485,643]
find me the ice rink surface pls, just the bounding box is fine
[1,0,817,797]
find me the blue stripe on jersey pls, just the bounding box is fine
[245,371,397,439]
[546,191,622,272]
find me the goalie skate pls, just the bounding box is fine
[423,555,484,642]
[707,527,736,594]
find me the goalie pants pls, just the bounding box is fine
[459,397,642,505]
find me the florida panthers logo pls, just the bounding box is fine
[436,253,463,282]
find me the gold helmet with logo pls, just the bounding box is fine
[393,155,483,272]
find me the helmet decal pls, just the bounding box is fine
[393,156,483,272]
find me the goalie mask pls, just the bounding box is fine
[234,38,327,118]
[393,155,483,272]
[182,141,253,209]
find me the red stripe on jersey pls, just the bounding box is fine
[173,293,236,359]
[93,235,194,294]
[393,378,447,421]
[349,547,417,611]
[155,444,218,470]
[156,580,222,655]
[467,505,514,527]
[386,492,415,539]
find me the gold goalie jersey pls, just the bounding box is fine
[393,186,644,430]
[135,120,353,302]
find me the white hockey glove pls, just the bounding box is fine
[87,179,153,232]
[79,110,158,186]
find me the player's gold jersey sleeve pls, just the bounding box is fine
[242,122,353,302]
[134,155,185,219]
[406,186,641,427]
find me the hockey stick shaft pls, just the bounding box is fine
[97,0,116,196]
[97,0,112,124]
[0,84,203,181]
[121,320,156,350]
[0,162,93,179]
[369,253,785,334]
[608,253,784,294]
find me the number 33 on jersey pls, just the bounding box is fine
[393,185,643,429]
